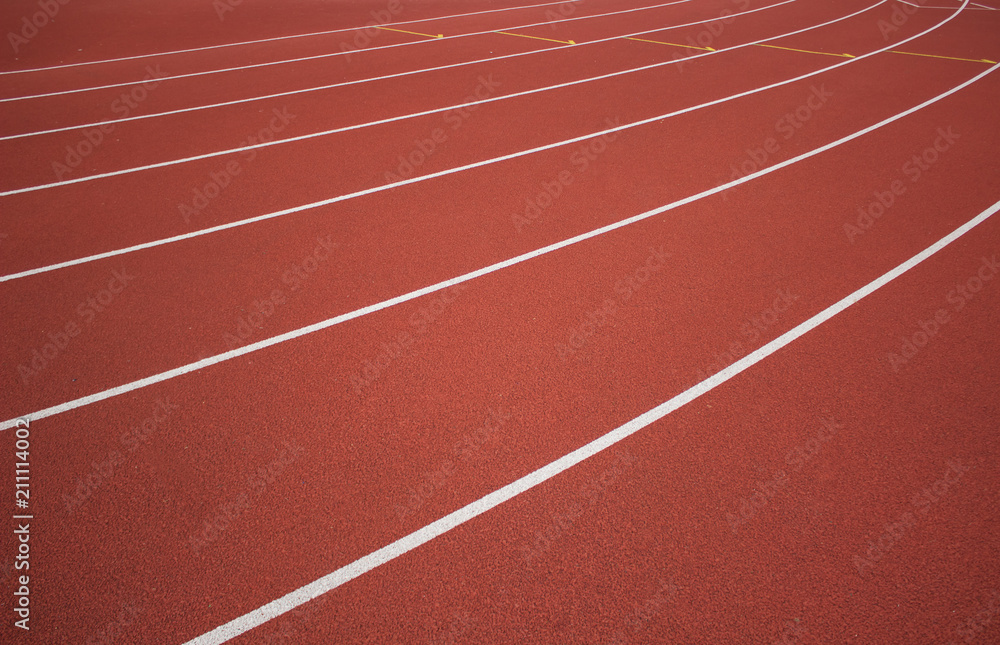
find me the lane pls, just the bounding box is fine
[0,2,960,421]
[2,25,996,643]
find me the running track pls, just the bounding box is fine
[1,0,999,642]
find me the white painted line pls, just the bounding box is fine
[0,0,810,192]
[0,12,988,439]
[0,0,695,103]
[0,0,937,282]
[181,172,1000,643]
[0,0,797,142]
[0,0,582,76]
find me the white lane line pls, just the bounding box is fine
[0,0,808,192]
[182,141,1000,645]
[0,0,797,142]
[0,18,988,439]
[0,0,695,103]
[0,0,583,76]
[0,0,938,283]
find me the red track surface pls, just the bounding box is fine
[1,0,998,643]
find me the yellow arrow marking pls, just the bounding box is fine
[374,26,443,39]
[623,36,714,51]
[757,43,854,58]
[494,31,575,45]
[890,50,996,64]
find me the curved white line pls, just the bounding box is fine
[0,0,796,142]
[0,5,981,437]
[0,0,584,76]
[0,0,807,193]
[0,0,695,103]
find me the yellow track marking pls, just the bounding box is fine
[494,31,575,45]
[890,50,997,63]
[623,36,714,51]
[374,26,443,39]
[757,43,854,58]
